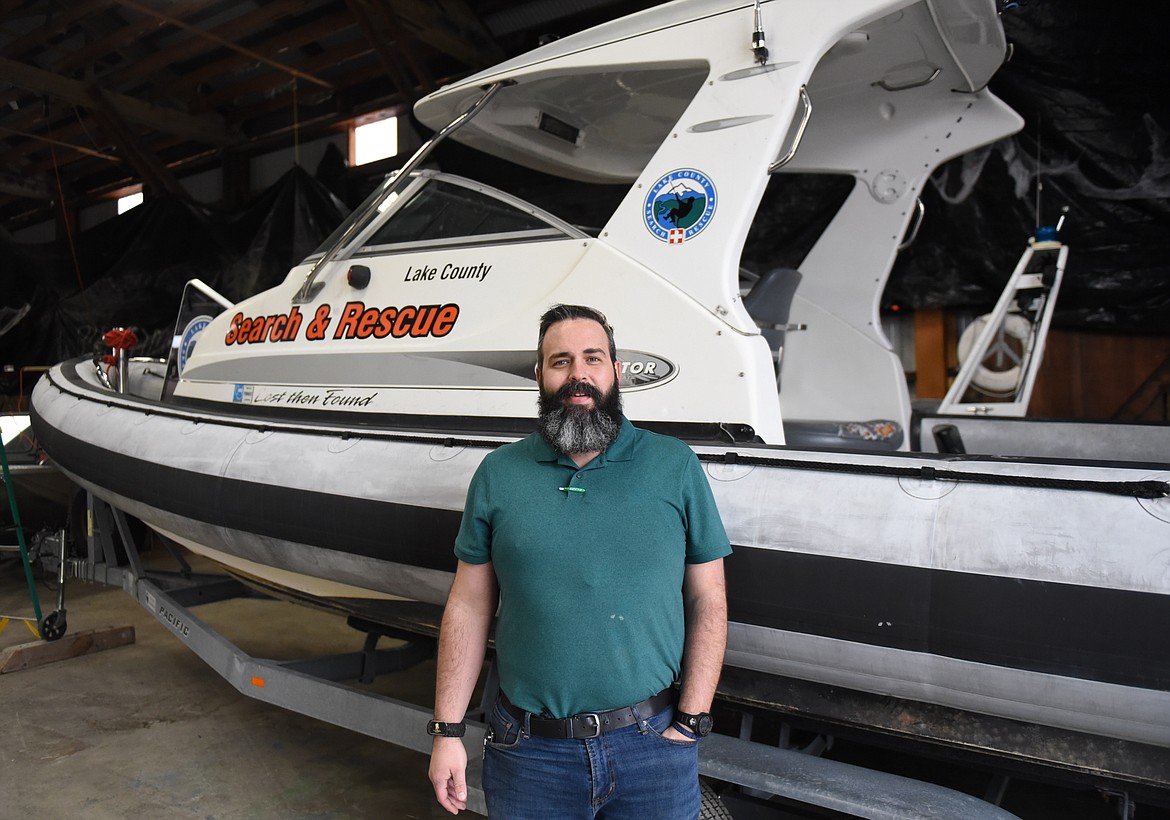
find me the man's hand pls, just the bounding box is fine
[429,736,469,814]
[430,561,497,814]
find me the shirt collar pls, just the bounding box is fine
[531,416,636,467]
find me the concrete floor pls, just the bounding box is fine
[0,552,465,820]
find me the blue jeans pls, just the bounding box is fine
[482,697,699,819]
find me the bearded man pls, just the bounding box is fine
[428,304,731,819]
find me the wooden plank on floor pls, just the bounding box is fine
[0,625,136,673]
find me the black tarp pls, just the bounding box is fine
[220,162,353,303]
[885,1,1170,332]
[54,193,237,358]
[0,165,348,375]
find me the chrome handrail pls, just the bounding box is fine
[768,85,811,173]
[898,198,926,251]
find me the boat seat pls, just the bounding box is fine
[742,267,804,382]
[783,419,904,452]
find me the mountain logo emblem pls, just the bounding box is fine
[643,169,717,242]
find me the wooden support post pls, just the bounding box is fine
[914,308,948,400]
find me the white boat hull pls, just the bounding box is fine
[32,357,1170,750]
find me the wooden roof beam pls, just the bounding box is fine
[0,1,118,66]
[0,124,119,163]
[113,0,334,90]
[198,38,374,112]
[346,0,434,100]
[383,0,505,69]
[85,86,185,196]
[92,1,307,93]
[95,8,361,123]
[52,0,224,76]
[0,169,53,200]
[0,55,233,146]
[0,106,108,166]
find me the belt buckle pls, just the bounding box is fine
[574,713,602,739]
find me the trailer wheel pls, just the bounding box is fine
[40,610,67,641]
[699,780,733,820]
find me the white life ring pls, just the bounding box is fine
[957,313,1032,393]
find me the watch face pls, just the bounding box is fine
[697,714,714,735]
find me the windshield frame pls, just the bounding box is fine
[301,169,589,266]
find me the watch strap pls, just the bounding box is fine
[427,719,466,737]
[674,709,712,737]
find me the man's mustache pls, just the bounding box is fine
[555,381,604,402]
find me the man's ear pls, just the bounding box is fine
[613,360,622,384]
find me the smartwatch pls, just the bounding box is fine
[674,710,713,738]
[427,719,466,737]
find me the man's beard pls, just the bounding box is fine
[537,380,623,456]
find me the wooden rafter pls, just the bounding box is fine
[0,56,232,146]
[52,0,224,76]
[199,38,374,112]
[383,0,505,69]
[0,124,119,162]
[90,1,310,98]
[113,0,335,90]
[157,8,361,105]
[346,0,434,100]
[84,86,185,196]
[0,170,53,200]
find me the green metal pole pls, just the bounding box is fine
[1,431,44,628]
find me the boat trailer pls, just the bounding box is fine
[61,492,1168,819]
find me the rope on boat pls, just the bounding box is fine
[341,431,1168,500]
[42,365,1169,501]
[101,328,139,350]
[698,451,1169,500]
[99,327,139,385]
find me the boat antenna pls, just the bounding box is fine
[752,0,769,65]
[1034,119,1042,233]
[1031,119,1069,243]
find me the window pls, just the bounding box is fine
[118,191,143,213]
[302,172,584,265]
[353,116,398,166]
[357,178,566,254]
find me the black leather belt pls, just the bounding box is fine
[500,688,676,739]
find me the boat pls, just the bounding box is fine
[28,0,1170,780]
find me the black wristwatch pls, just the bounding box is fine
[674,710,713,737]
[427,719,466,737]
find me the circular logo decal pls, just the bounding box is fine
[178,314,213,373]
[643,169,717,243]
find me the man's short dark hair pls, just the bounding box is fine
[537,304,617,363]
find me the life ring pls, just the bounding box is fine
[956,313,1031,393]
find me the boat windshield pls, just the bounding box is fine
[303,171,588,263]
[353,175,577,255]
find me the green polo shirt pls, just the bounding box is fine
[454,417,731,718]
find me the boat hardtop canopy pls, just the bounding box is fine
[413,0,1010,182]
